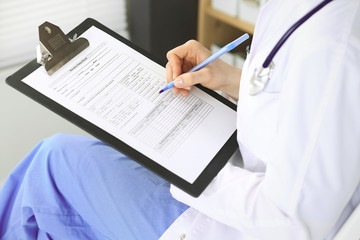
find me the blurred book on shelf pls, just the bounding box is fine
[211,0,268,25]
[211,44,246,70]
[211,0,238,17]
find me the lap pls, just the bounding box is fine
[0,133,188,240]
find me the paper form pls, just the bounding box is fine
[22,26,237,183]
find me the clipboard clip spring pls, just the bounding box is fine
[36,21,89,76]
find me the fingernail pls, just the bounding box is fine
[174,78,183,86]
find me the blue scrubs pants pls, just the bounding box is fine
[0,134,188,239]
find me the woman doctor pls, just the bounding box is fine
[0,0,359,239]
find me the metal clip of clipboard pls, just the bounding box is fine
[36,21,89,75]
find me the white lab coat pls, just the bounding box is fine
[160,0,360,239]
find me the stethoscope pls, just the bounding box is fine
[248,0,334,95]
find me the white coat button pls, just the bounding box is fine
[180,233,186,239]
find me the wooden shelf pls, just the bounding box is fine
[197,0,255,50]
[205,6,255,35]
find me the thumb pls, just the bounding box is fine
[173,70,210,89]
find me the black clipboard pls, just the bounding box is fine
[6,18,238,197]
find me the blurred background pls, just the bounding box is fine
[0,0,260,187]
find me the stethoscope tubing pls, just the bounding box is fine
[262,0,334,68]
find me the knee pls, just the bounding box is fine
[29,134,107,178]
[37,133,98,168]
[41,133,87,154]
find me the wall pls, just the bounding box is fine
[0,64,88,187]
[0,0,128,187]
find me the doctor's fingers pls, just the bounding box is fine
[166,40,205,64]
[166,58,191,96]
[166,62,183,95]
[166,62,174,83]
[166,40,211,75]
[166,56,182,83]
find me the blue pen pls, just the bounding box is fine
[159,33,249,94]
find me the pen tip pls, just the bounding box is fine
[159,89,164,94]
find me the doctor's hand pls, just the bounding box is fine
[166,40,242,100]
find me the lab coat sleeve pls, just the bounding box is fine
[170,6,360,239]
